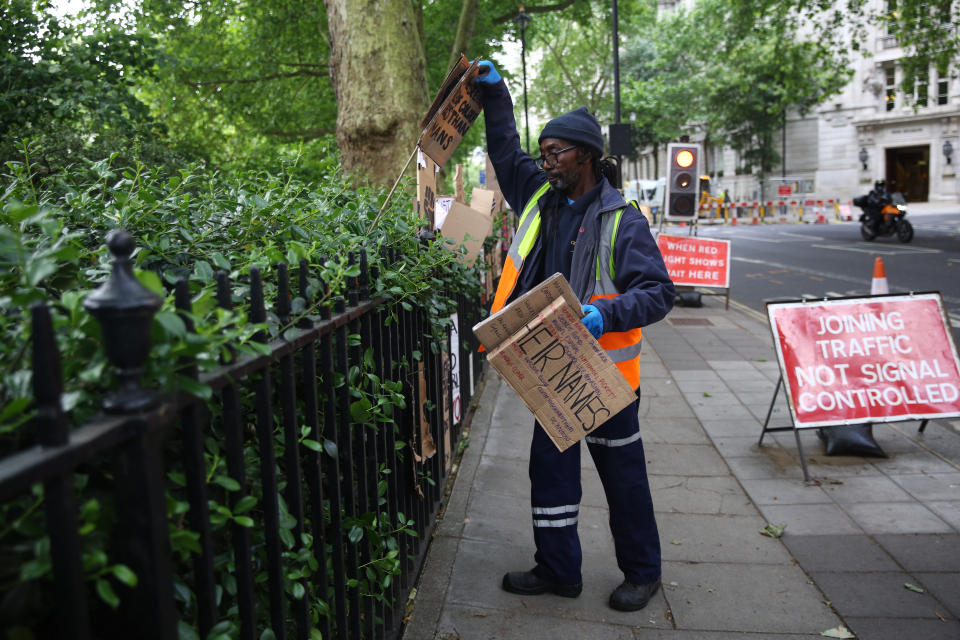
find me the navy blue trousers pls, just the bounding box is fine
[529,398,661,586]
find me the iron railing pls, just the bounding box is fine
[0,230,486,639]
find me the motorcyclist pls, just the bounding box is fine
[856,179,890,233]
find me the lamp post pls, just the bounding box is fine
[612,0,621,125]
[944,140,954,165]
[859,147,869,171]
[514,7,532,154]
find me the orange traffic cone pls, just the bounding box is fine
[871,257,889,295]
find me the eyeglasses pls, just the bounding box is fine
[534,145,578,170]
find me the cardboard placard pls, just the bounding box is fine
[415,361,437,461]
[656,234,731,288]
[767,293,960,428]
[419,57,483,167]
[435,196,455,230]
[484,154,500,194]
[454,164,465,203]
[441,348,452,472]
[470,187,499,218]
[473,274,637,451]
[450,313,462,423]
[440,201,492,264]
[416,148,438,226]
[474,273,581,349]
[420,56,472,131]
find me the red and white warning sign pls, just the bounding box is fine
[656,234,730,288]
[768,293,960,428]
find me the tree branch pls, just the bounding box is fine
[543,37,591,106]
[493,0,578,25]
[189,68,328,87]
[447,0,480,73]
[263,127,334,140]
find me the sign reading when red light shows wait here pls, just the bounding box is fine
[768,294,960,428]
[656,234,730,288]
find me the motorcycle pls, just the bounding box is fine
[852,191,913,243]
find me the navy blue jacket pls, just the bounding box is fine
[480,79,675,333]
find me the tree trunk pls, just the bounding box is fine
[324,0,430,186]
[446,0,479,73]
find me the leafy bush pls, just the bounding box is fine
[0,145,488,636]
[0,1,179,174]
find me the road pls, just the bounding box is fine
[667,211,960,341]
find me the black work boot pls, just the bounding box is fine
[501,569,582,598]
[609,579,661,611]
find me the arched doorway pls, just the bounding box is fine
[885,145,930,202]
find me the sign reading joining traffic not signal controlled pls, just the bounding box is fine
[656,234,730,288]
[767,293,960,429]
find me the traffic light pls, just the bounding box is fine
[665,142,701,219]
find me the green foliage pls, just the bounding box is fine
[523,0,656,123]
[0,145,488,635]
[118,0,338,174]
[0,0,174,173]
[0,140,483,431]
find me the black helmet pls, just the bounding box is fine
[874,179,886,190]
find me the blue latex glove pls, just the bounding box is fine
[475,60,502,85]
[581,304,604,339]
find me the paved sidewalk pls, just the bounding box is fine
[401,298,960,640]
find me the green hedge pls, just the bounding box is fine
[0,146,489,638]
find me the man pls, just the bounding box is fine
[474,60,676,612]
[858,179,891,233]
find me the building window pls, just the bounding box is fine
[938,79,949,105]
[911,70,929,107]
[885,65,896,111]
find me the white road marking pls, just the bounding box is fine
[729,236,786,244]
[809,243,941,255]
[778,231,825,240]
[734,257,777,265]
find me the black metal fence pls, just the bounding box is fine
[0,231,486,639]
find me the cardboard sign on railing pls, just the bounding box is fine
[656,234,731,288]
[440,200,492,264]
[416,148,438,227]
[768,293,960,428]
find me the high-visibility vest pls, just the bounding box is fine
[491,183,644,389]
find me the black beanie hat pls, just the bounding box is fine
[538,106,604,155]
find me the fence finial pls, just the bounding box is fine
[83,230,162,413]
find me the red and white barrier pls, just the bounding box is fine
[665,196,856,226]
